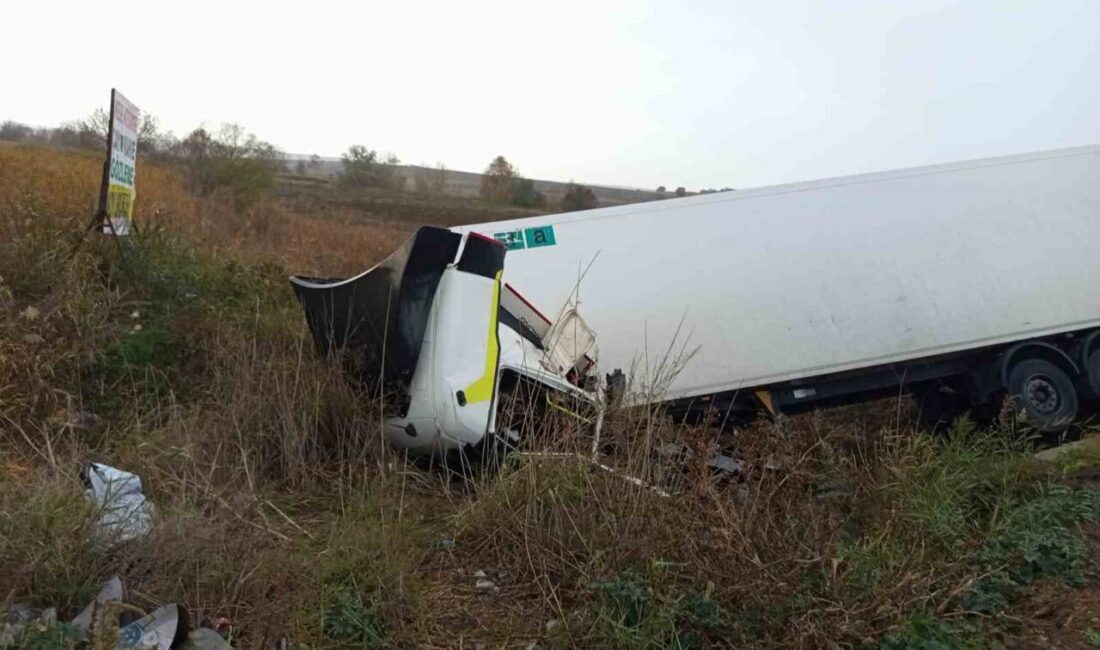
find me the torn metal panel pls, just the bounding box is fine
[290,226,462,387]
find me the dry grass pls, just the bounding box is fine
[2,144,1100,649]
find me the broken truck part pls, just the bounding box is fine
[291,226,597,455]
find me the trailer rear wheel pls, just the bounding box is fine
[1006,358,1078,433]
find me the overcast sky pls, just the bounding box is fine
[3,0,1098,190]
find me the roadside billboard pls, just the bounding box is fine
[98,89,140,235]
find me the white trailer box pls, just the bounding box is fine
[454,146,1100,414]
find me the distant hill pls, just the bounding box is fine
[283,154,677,207]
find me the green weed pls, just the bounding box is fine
[876,612,988,650]
[588,564,724,649]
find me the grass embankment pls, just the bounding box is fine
[2,144,1100,648]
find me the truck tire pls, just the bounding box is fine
[1088,348,1100,399]
[1006,358,1078,433]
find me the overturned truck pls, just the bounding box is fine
[294,145,1100,454]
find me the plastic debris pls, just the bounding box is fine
[117,604,185,650]
[2,579,211,650]
[1,606,62,648]
[84,463,153,544]
[706,454,741,475]
[71,576,125,633]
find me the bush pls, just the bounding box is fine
[511,177,546,208]
[480,155,516,203]
[560,182,598,212]
[173,124,284,211]
[338,145,402,191]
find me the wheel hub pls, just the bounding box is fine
[1024,375,1060,414]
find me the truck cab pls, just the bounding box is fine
[291,226,599,456]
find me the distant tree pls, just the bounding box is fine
[308,154,323,170]
[295,159,307,175]
[175,127,217,194]
[339,145,402,190]
[656,185,666,194]
[480,155,517,203]
[675,186,687,197]
[82,108,111,139]
[52,111,103,150]
[172,124,284,211]
[339,145,380,188]
[511,177,546,209]
[0,121,33,142]
[560,182,598,212]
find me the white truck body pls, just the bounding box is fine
[454,145,1100,404]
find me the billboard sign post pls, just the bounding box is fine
[97,89,140,236]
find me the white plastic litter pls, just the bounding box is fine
[116,604,178,650]
[84,463,153,543]
[71,576,125,633]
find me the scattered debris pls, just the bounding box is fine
[706,453,741,475]
[656,443,741,476]
[117,604,185,650]
[84,463,154,544]
[473,571,500,594]
[1,604,55,648]
[71,576,124,633]
[0,577,222,650]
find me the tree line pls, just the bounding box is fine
[2,110,717,215]
[478,155,597,212]
[334,148,601,213]
[1,112,286,212]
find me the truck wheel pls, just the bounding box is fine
[1006,358,1078,433]
[1087,348,1100,399]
